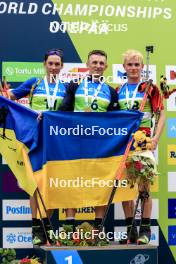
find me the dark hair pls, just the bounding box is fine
[88,50,107,60]
[44,49,64,63]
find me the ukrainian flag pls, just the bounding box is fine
[0,96,144,208]
[0,96,38,196]
[31,110,144,209]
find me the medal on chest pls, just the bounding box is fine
[84,79,102,112]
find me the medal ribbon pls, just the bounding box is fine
[125,82,141,109]
[84,77,102,107]
[44,76,59,110]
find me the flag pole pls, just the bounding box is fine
[36,188,55,234]
[34,190,51,246]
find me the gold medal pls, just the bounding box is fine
[84,106,92,112]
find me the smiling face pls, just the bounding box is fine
[44,54,63,80]
[87,54,107,80]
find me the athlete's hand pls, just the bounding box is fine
[151,136,159,150]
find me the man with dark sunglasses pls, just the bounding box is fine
[59,49,119,233]
[117,49,165,244]
[8,48,67,246]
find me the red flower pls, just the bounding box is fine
[20,258,31,263]
[73,238,81,244]
[134,161,144,171]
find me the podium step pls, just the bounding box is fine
[38,243,158,264]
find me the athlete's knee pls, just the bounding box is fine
[122,200,134,208]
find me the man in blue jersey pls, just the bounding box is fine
[9,48,67,245]
[59,50,119,231]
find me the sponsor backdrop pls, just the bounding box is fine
[0,0,176,263]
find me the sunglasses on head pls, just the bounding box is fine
[46,49,63,56]
[127,63,140,67]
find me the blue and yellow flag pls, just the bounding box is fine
[31,111,144,209]
[0,96,144,207]
[0,96,38,196]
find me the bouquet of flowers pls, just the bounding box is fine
[0,249,42,264]
[125,151,158,188]
[57,222,108,246]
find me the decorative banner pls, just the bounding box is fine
[59,207,95,221]
[2,62,45,82]
[2,62,88,82]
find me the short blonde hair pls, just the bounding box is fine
[123,49,143,64]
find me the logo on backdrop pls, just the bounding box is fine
[5,67,14,76]
[168,145,176,165]
[168,199,176,219]
[2,62,45,82]
[167,119,176,138]
[2,62,88,83]
[167,92,176,111]
[166,66,176,85]
[3,200,32,221]
[112,64,156,84]
[59,207,95,220]
[130,254,150,264]
[168,226,176,246]
[168,172,176,192]
[114,199,159,220]
[3,228,32,248]
[6,233,16,244]
[60,63,89,82]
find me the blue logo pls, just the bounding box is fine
[130,254,150,264]
[167,119,176,138]
[168,199,176,218]
[6,233,16,244]
[168,226,176,245]
[117,70,127,79]
[6,233,32,244]
[151,233,156,240]
[6,206,31,215]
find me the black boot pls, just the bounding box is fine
[137,218,151,245]
[127,224,138,244]
[43,218,56,244]
[119,217,138,244]
[32,219,46,246]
